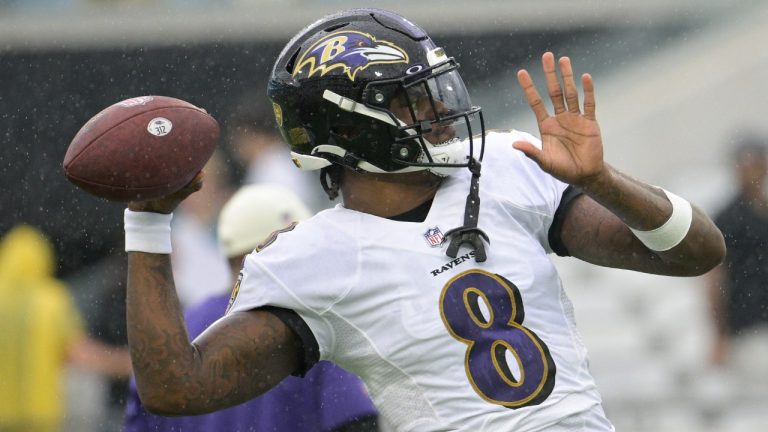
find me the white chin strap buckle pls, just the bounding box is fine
[421,138,468,176]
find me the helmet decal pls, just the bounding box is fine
[287,127,311,145]
[293,30,409,81]
[271,102,283,127]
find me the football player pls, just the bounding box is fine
[122,8,725,431]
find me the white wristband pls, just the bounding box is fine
[629,188,692,252]
[124,209,173,254]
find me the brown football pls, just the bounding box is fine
[63,95,219,201]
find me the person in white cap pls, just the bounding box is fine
[123,184,379,432]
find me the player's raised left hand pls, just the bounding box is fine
[513,52,605,188]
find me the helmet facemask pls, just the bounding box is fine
[364,56,485,177]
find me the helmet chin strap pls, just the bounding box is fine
[420,138,468,177]
[444,157,489,262]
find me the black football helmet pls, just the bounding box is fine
[267,8,485,175]
[268,8,489,261]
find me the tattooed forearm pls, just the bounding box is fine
[126,252,301,415]
[579,165,671,231]
[561,194,662,272]
[561,164,724,276]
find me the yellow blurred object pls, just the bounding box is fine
[0,225,85,432]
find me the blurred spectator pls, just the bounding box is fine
[124,184,379,432]
[227,94,331,213]
[171,151,234,308]
[0,225,131,432]
[707,133,768,366]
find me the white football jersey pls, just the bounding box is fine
[229,130,614,431]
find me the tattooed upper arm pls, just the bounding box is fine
[141,309,303,415]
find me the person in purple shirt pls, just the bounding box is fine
[123,184,379,432]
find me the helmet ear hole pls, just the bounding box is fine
[284,47,301,74]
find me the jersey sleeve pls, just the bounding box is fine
[226,215,358,361]
[547,186,582,256]
[258,306,320,375]
[481,130,574,253]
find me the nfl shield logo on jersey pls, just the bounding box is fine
[423,227,445,248]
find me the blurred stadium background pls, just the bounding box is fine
[1,1,767,431]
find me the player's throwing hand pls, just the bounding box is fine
[127,171,205,214]
[513,52,604,189]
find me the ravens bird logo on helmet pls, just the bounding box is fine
[294,31,409,82]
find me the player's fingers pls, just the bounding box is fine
[517,69,548,124]
[542,52,566,114]
[127,172,204,212]
[559,57,580,114]
[168,171,204,202]
[541,52,565,114]
[582,73,596,120]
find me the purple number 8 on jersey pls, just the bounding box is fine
[439,269,556,408]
